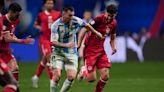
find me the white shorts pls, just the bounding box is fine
[50,53,78,71]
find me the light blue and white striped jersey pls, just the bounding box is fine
[51,16,87,54]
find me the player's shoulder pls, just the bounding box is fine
[95,14,104,19]
[112,19,117,25]
[113,19,117,23]
[52,10,60,14]
[72,16,84,24]
[38,11,45,16]
[52,18,61,26]
[72,16,82,21]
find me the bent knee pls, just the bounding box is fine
[53,74,60,81]
[67,74,76,80]
[52,70,61,81]
[101,74,109,81]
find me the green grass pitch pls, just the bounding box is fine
[1,61,164,92]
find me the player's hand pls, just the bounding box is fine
[112,48,117,55]
[66,42,74,48]
[2,31,10,36]
[23,37,35,44]
[2,31,16,42]
[35,25,42,31]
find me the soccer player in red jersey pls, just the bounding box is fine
[31,0,60,88]
[77,4,118,92]
[0,2,34,83]
[0,1,22,92]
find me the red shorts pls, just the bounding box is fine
[0,59,9,75]
[84,51,111,73]
[39,40,52,56]
[0,52,15,64]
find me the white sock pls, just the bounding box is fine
[50,80,58,92]
[60,79,73,92]
[33,75,39,79]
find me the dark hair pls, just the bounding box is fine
[62,5,74,12]
[43,0,56,5]
[106,4,118,14]
[9,3,22,13]
[0,0,4,8]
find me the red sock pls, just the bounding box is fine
[46,62,53,80]
[95,78,107,92]
[35,62,45,77]
[3,85,17,92]
[12,70,19,81]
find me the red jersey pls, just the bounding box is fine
[0,14,3,40]
[0,15,19,52]
[84,14,117,54]
[36,10,60,41]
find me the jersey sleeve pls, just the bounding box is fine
[90,16,101,28]
[111,19,117,34]
[74,16,86,27]
[51,22,59,42]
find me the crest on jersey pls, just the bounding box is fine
[87,66,92,71]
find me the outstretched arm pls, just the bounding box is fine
[3,31,34,44]
[85,23,102,39]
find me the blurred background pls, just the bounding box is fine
[3,0,164,62]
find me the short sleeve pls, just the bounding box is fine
[90,16,101,28]
[74,16,86,27]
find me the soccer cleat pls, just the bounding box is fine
[32,76,39,88]
[77,66,88,80]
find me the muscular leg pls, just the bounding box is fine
[95,67,110,92]
[35,56,47,78]
[45,53,53,80]
[1,71,18,92]
[60,69,77,92]
[50,68,61,92]
[32,56,47,88]
[7,59,19,81]
[85,71,97,82]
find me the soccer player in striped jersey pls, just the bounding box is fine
[50,6,102,92]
